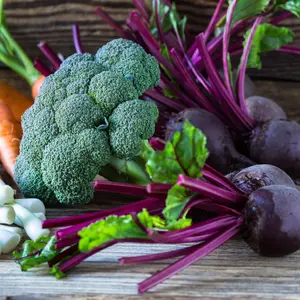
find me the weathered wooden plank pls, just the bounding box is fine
[6,295,300,300]
[2,239,300,298]
[1,0,300,81]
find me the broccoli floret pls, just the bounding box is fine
[35,77,67,110]
[96,39,160,94]
[55,94,104,134]
[88,71,138,117]
[66,78,90,96]
[14,156,56,203]
[20,107,58,170]
[109,100,159,159]
[60,53,95,69]
[41,130,111,204]
[14,38,160,205]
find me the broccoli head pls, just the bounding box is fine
[14,38,160,205]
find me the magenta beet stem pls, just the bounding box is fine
[204,0,225,42]
[48,244,78,267]
[55,237,79,250]
[93,180,149,197]
[148,215,237,243]
[149,137,166,151]
[72,24,84,54]
[146,183,172,195]
[43,197,162,229]
[96,8,131,39]
[278,45,300,55]
[203,164,243,193]
[132,0,150,21]
[146,89,186,111]
[33,58,52,76]
[119,243,201,265]
[177,175,247,205]
[270,11,293,25]
[38,41,62,70]
[186,198,242,216]
[138,222,242,293]
[237,17,263,115]
[55,198,164,240]
[144,89,186,112]
[59,238,152,273]
[59,241,117,273]
[154,0,164,44]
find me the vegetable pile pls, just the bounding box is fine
[13,121,300,293]
[97,0,300,177]
[14,38,160,205]
[0,0,299,295]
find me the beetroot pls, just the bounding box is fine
[231,164,296,195]
[244,185,300,256]
[165,109,254,174]
[249,120,300,179]
[245,96,287,123]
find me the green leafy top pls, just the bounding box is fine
[163,184,192,222]
[275,0,300,17]
[150,1,187,42]
[78,209,191,252]
[230,0,270,24]
[217,0,270,29]
[146,121,209,184]
[244,23,294,69]
[13,236,59,271]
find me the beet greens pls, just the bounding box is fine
[95,0,300,178]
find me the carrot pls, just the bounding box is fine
[0,99,21,179]
[0,81,33,123]
[31,75,45,99]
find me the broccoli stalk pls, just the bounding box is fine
[107,156,150,186]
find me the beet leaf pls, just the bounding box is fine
[243,23,294,69]
[230,0,270,24]
[146,121,208,184]
[13,236,59,271]
[275,0,300,17]
[163,184,192,221]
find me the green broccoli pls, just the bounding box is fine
[14,38,160,205]
[96,39,160,94]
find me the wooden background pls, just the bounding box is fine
[0,1,300,299]
[3,0,300,81]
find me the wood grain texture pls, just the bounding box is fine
[1,0,300,81]
[0,69,299,299]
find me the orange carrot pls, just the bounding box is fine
[0,99,21,179]
[31,75,45,99]
[0,81,33,123]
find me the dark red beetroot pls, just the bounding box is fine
[249,120,300,179]
[244,185,300,256]
[165,108,254,174]
[231,164,296,195]
[245,96,287,123]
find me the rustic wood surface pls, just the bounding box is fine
[0,0,300,299]
[2,0,300,81]
[0,69,299,299]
